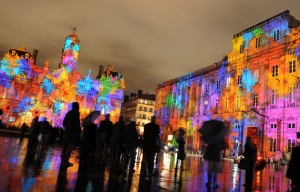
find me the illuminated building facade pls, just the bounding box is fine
[0,32,125,128]
[155,10,300,157]
[121,90,155,134]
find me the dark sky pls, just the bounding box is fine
[1,0,300,96]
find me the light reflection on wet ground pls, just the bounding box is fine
[0,136,294,192]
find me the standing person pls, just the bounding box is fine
[40,118,50,147]
[141,116,160,176]
[176,128,186,170]
[202,121,226,189]
[287,140,300,190]
[61,102,81,167]
[123,117,138,174]
[80,118,97,164]
[20,123,27,141]
[97,114,113,165]
[111,115,126,169]
[243,137,257,190]
[28,116,39,147]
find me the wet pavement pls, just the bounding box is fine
[0,136,295,192]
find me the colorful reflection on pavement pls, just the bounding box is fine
[0,136,294,192]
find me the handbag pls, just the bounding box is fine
[238,157,249,170]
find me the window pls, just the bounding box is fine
[205,84,209,94]
[240,44,245,54]
[270,139,277,152]
[289,60,296,73]
[137,122,140,126]
[270,123,277,129]
[256,37,261,48]
[271,89,278,105]
[254,69,259,81]
[238,75,242,86]
[289,86,296,103]
[149,108,153,112]
[272,65,278,77]
[144,107,147,111]
[79,85,84,90]
[288,139,296,152]
[235,125,240,129]
[139,107,142,111]
[142,122,145,126]
[140,100,143,103]
[216,80,220,90]
[236,95,241,109]
[226,77,230,88]
[288,123,296,129]
[253,94,258,107]
[225,98,229,110]
[138,113,141,118]
[215,99,219,109]
[143,114,146,119]
[91,87,95,92]
[204,101,208,113]
[273,30,280,41]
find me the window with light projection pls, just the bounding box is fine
[0,32,125,128]
[155,10,300,154]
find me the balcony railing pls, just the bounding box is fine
[287,102,296,108]
[270,104,277,109]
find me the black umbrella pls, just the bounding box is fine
[82,111,100,128]
[198,120,226,144]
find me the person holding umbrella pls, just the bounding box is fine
[80,111,100,164]
[199,120,226,189]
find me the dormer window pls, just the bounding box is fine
[255,37,261,48]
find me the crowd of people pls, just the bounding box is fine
[2,103,300,191]
[25,102,161,175]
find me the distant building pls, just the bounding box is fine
[121,90,155,134]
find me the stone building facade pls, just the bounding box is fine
[0,32,125,128]
[121,90,155,134]
[155,10,300,158]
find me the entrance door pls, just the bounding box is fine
[247,127,259,146]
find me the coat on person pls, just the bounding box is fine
[98,118,113,143]
[40,120,50,135]
[286,145,300,185]
[177,136,185,160]
[143,119,160,155]
[30,117,39,134]
[243,143,257,164]
[112,117,126,145]
[124,121,138,150]
[82,123,97,146]
[63,102,81,144]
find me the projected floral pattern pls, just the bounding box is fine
[0,33,124,128]
[156,11,300,157]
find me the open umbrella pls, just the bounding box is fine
[82,111,100,128]
[198,120,226,144]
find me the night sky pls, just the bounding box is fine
[1,0,300,96]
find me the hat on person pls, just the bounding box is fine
[130,117,137,122]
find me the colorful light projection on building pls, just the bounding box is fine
[155,10,300,156]
[0,33,125,128]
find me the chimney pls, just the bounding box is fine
[124,95,129,102]
[97,65,105,79]
[33,49,39,65]
[138,90,143,95]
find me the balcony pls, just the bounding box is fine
[287,102,296,108]
[270,104,277,109]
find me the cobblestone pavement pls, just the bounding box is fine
[0,136,295,192]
